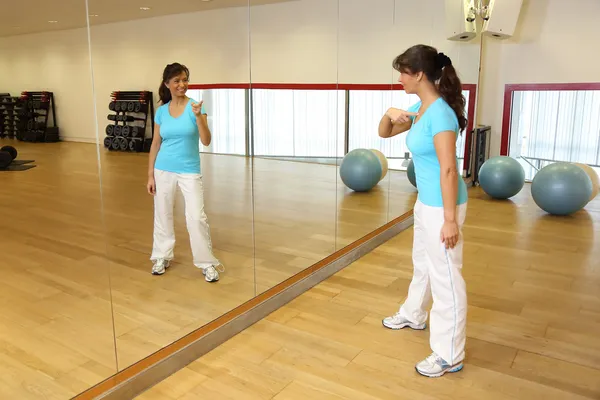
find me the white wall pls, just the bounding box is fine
[0,0,482,143]
[477,0,600,156]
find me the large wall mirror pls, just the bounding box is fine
[0,0,482,397]
[0,0,118,397]
[85,0,255,371]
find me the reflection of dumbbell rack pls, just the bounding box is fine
[0,95,27,140]
[104,91,154,153]
[0,93,10,138]
[19,91,59,142]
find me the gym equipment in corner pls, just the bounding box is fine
[104,90,154,153]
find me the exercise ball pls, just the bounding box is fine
[340,148,382,192]
[406,159,417,188]
[478,156,525,199]
[573,162,599,202]
[531,162,592,216]
[370,149,388,181]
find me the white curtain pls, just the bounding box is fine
[187,87,471,164]
[188,88,247,155]
[510,90,600,179]
[251,89,345,157]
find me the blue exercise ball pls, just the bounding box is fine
[407,159,417,188]
[531,162,592,216]
[478,156,525,199]
[340,149,382,192]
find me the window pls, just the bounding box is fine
[508,89,600,180]
[187,88,247,155]
[251,89,345,158]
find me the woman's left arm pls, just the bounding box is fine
[434,130,459,248]
[192,101,212,146]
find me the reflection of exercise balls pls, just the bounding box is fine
[531,162,592,216]
[406,159,417,188]
[340,148,382,192]
[478,156,525,199]
[370,149,388,181]
[573,162,599,202]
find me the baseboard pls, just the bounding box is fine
[73,211,414,400]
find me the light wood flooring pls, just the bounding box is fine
[136,185,600,400]
[0,139,416,399]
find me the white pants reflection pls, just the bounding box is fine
[150,169,219,268]
[400,199,468,365]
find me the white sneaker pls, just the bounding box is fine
[382,311,427,330]
[152,259,170,275]
[201,264,225,283]
[415,353,463,378]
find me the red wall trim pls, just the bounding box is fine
[500,82,600,156]
[189,83,478,91]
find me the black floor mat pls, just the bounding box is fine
[11,160,35,165]
[0,164,37,171]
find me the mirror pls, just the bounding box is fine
[0,1,117,397]
[85,0,254,370]
[249,0,342,293]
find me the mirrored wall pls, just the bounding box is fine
[0,0,482,397]
[0,0,118,398]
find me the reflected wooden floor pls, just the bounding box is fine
[0,139,416,398]
[137,186,600,400]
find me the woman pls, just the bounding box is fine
[378,45,469,377]
[147,62,223,283]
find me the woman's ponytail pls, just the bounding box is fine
[437,57,467,132]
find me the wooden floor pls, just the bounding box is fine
[136,186,600,400]
[0,139,416,399]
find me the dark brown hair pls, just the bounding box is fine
[159,63,190,104]
[393,44,467,132]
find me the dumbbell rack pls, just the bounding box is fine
[104,91,154,153]
[18,91,59,142]
[0,94,27,140]
[0,93,10,138]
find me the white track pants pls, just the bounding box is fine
[400,199,468,365]
[150,169,219,268]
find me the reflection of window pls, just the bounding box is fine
[509,89,600,180]
[251,89,346,157]
[187,89,246,155]
[348,89,471,168]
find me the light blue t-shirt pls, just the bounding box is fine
[155,98,206,174]
[405,97,468,207]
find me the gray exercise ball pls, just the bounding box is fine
[478,156,525,199]
[531,162,592,216]
[340,148,382,192]
[407,159,417,188]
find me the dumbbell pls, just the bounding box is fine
[0,145,17,169]
[128,138,144,152]
[118,137,128,151]
[110,137,120,151]
[113,125,123,137]
[119,115,145,122]
[130,126,144,138]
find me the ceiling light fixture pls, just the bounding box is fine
[140,7,151,11]
[48,20,58,23]
[89,14,99,17]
